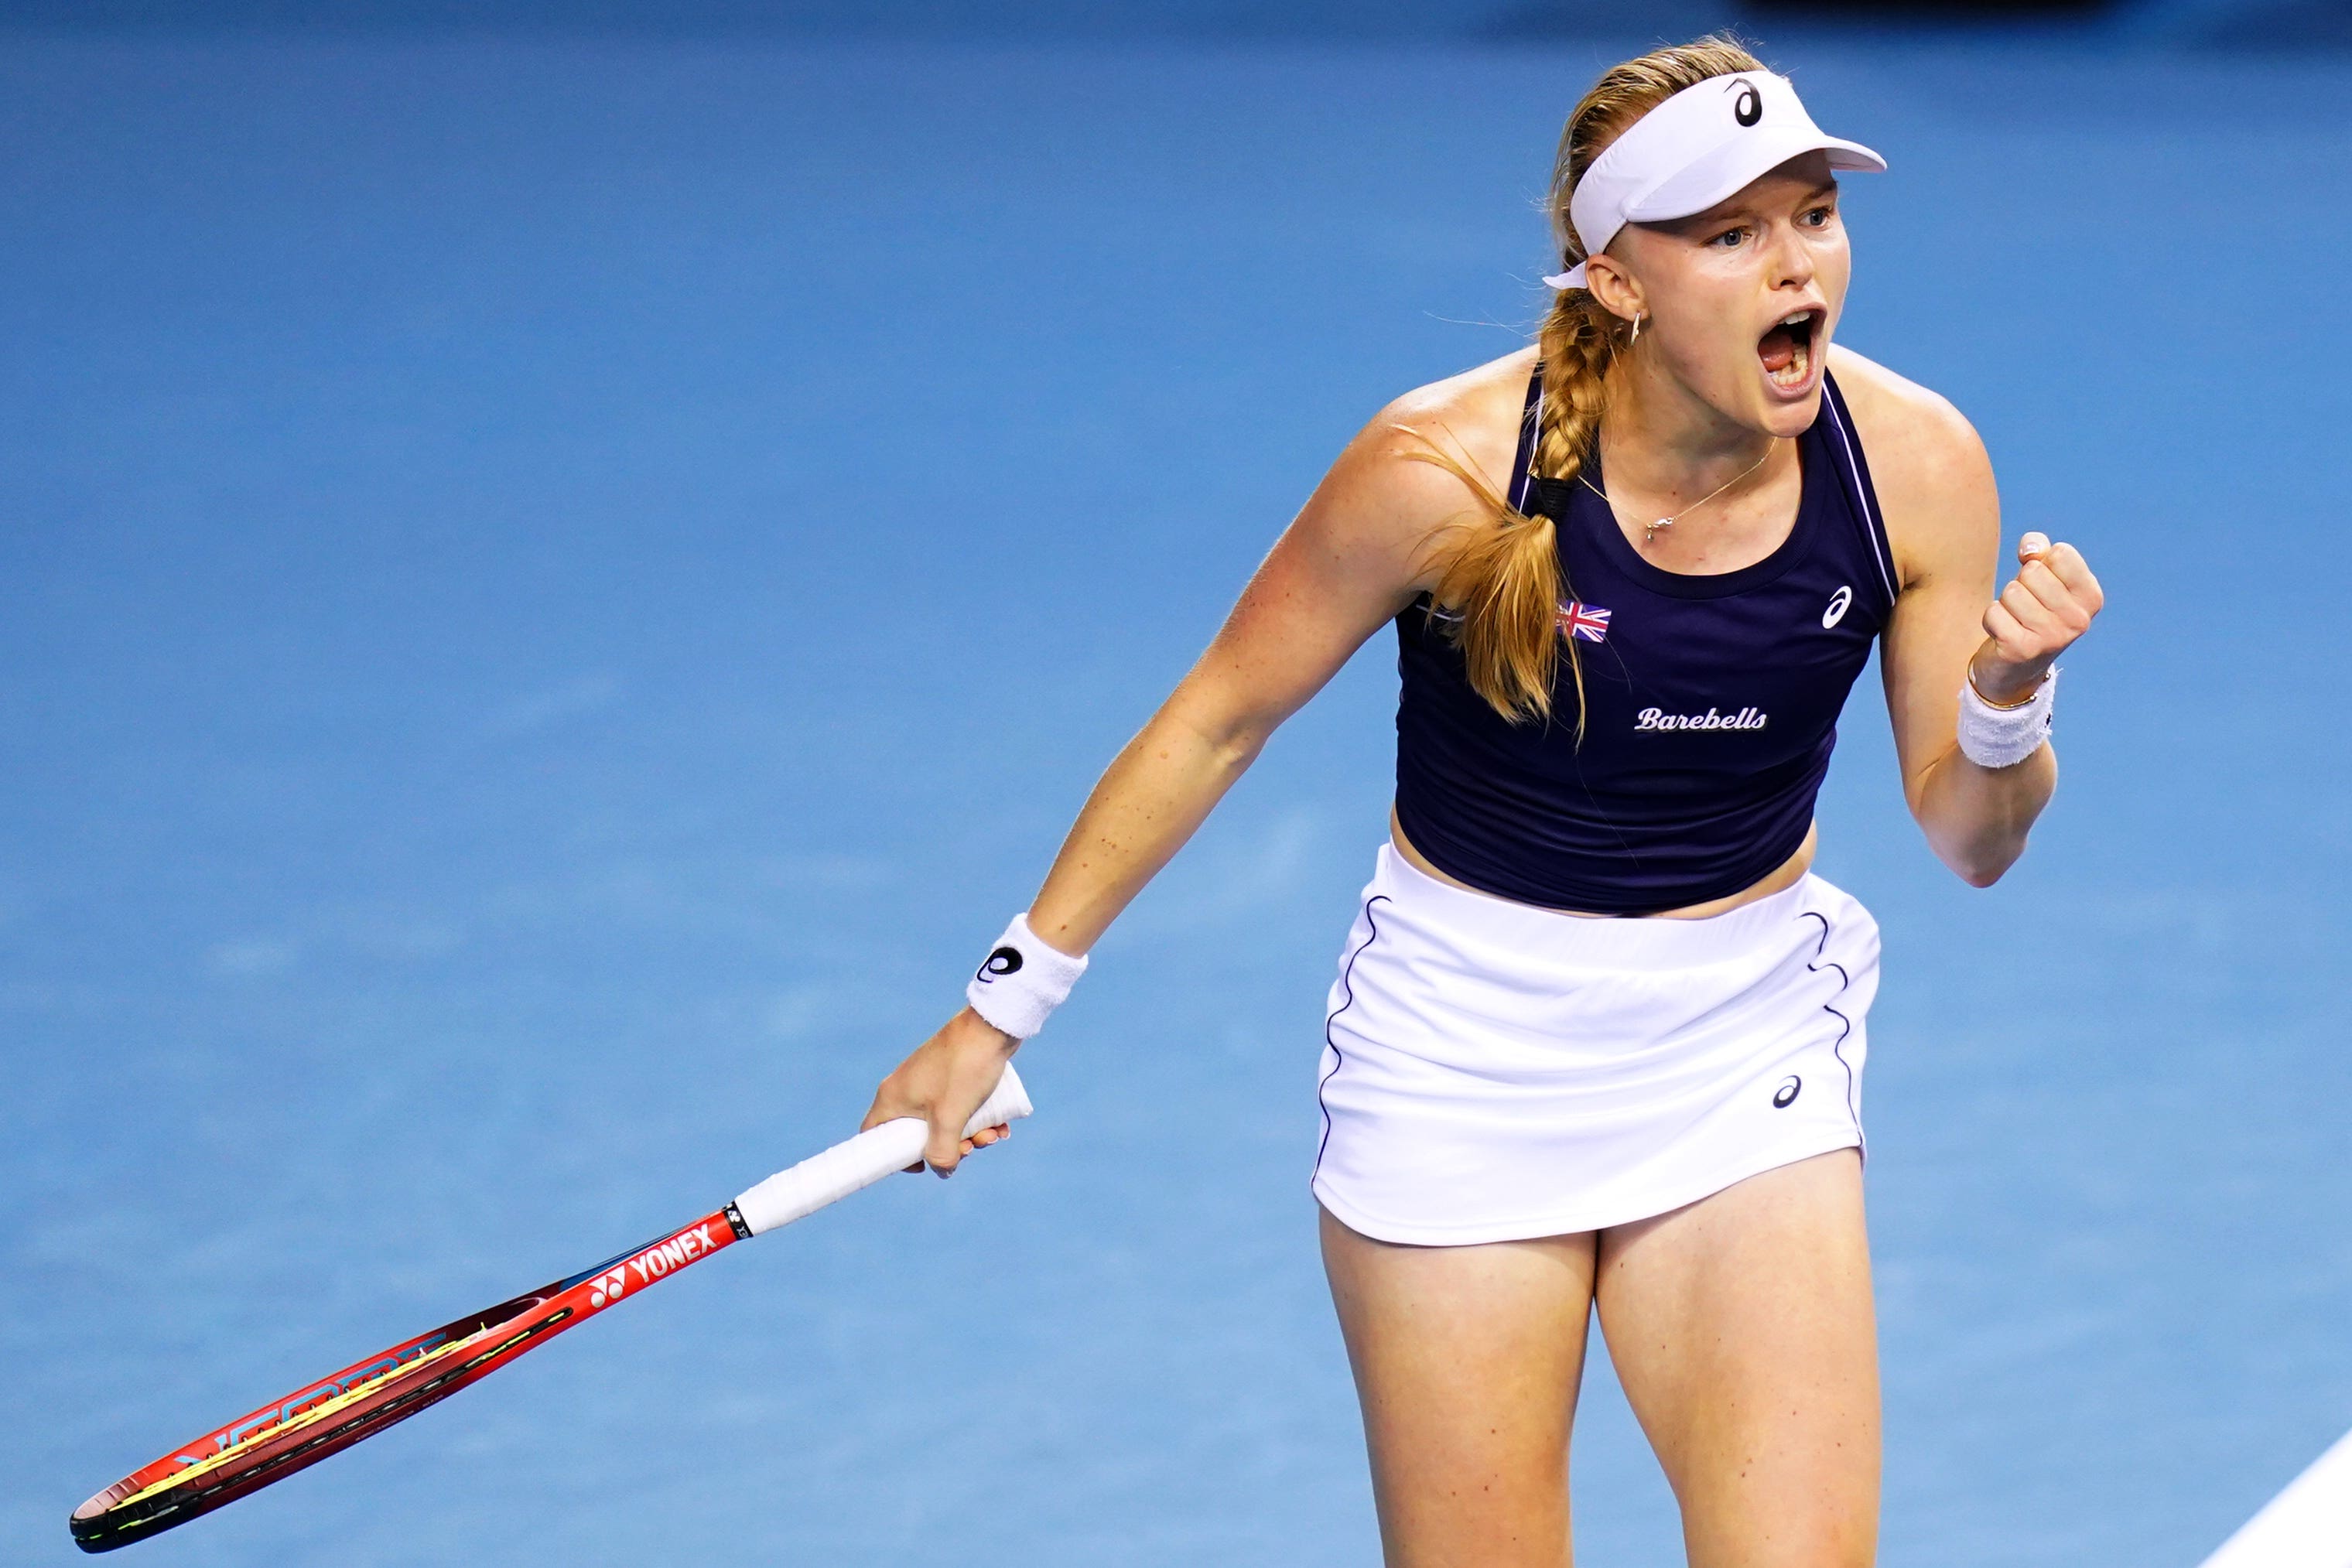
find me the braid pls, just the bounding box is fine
[1532,289,1619,493]
[1417,33,1762,727]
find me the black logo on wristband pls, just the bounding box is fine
[978,946,1024,982]
[1772,1075,1802,1109]
[1734,83,1762,126]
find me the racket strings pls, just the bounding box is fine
[109,1329,491,1510]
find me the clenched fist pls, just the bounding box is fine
[1972,531,2103,703]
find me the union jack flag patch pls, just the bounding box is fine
[1557,600,1612,643]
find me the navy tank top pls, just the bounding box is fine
[1392,367,1899,916]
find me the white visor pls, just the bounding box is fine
[1542,70,1885,291]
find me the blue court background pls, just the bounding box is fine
[4,7,2349,1566]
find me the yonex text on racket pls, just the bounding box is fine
[68,1066,1031,1553]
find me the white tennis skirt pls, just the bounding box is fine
[1311,844,1880,1246]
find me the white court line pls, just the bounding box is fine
[2200,1425,2352,1568]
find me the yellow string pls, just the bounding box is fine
[109,1331,483,1510]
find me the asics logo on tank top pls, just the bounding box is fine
[1387,368,1899,914]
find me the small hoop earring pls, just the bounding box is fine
[1629,312,1643,345]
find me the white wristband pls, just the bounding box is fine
[965,912,1088,1039]
[1957,666,2057,768]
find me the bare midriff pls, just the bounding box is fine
[1388,806,1818,920]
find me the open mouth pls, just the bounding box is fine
[1757,309,1822,390]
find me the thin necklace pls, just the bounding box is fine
[1579,442,1778,545]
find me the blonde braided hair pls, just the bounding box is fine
[1407,36,1766,726]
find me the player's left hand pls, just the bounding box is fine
[1971,531,2103,702]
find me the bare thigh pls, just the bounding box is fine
[1319,1206,1597,1568]
[1595,1150,1879,1568]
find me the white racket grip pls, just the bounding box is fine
[730,1064,1034,1238]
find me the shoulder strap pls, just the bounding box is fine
[1815,371,1901,608]
[1509,364,1544,514]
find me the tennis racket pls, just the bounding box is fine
[70,1065,1032,1553]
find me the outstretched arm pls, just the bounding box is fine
[1871,381,2104,886]
[863,410,1483,1170]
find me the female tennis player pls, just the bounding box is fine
[867,36,2102,1566]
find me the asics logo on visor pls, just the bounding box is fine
[1544,71,1883,294]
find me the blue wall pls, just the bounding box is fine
[2,0,2344,45]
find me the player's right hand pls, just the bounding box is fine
[862,1006,1019,1176]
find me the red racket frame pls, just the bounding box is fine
[70,1205,744,1553]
